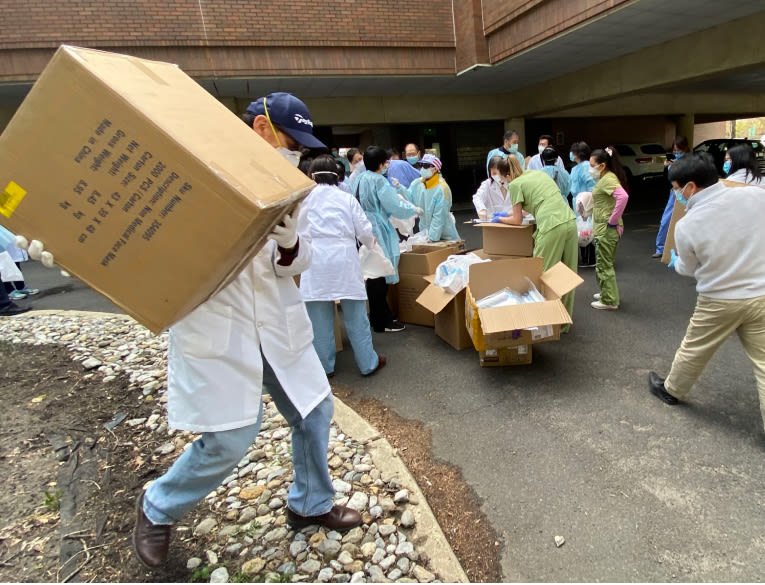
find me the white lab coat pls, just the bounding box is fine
[297,184,375,302]
[166,238,330,433]
[472,178,512,215]
[726,168,763,187]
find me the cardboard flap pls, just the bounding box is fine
[478,300,572,333]
[540,262,584,297]
[416,282,457,314]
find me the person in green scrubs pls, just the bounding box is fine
[588,147,630,311]
[497,156,578,329]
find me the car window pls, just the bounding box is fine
[694,143,711,153]
[615,145,635,156]
[640,144,665,154]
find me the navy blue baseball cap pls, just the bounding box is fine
[246,92,326,149]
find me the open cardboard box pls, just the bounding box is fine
[465,257,583,351]
[416,275,473,350]
[0,46,314,333]
[476,223,534,257]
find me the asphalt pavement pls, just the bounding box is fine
[9,183,765,582]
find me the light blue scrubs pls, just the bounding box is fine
[486,147,525,175]
[357,171,417,284]
[540,166,571,203]
[569,161,596,217]
[407,177,460,242]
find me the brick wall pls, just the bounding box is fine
[0,0,455,49]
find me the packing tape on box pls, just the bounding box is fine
[0,181,27,218]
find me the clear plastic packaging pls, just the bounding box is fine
[476,278,545,309]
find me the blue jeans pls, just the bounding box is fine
[655,191,675,254]
[305,299,378,375]
[143,352,335,525]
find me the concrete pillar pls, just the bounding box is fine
[505,117,525,153]
[674,113,695,146]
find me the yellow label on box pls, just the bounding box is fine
[0,181,27,218]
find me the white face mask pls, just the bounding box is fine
[588,164,602,179]
[491,174,503,185]
[278,147,302,167]
[538,144,546,155]
[420,168,434,180]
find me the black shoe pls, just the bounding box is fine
[384,320,405,332]
[132,493,171,568]
[0,302,30,317]
[649,371,679,405]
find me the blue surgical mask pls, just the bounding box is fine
[382,167,388,176]
[674,152,684,160]
[509,144,519,153]
[569,152,575,162]
[723,160,732,174]
[407,156,419,165]
[673,185,688,206]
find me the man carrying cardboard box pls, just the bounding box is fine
[648,153,765,432]
[127,93,362,567]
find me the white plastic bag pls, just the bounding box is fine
[389,215,415,237]
[576,216,594,247]
[434,253,489,295]
[403,230,429,252]
[359,243,395,280]
[0,251,23,282]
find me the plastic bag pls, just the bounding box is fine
[476,278,545,309]
[0,251,23,282]
[434,253,489,295]
[389,215,415,237]
[576,192,593,219]
[359,243,395,280]
[577,215,594,247]
[403,230,429,252]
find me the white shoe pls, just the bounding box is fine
[591,300,618,311]
[593,293,601,301]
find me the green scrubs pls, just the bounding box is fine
[510,171,578,327]
[592,171,622,307]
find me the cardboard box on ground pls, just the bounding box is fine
[0,46,314,333]
[660,179,750,265]
[395,241,464,327]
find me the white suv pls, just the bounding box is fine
[613,143,667,181]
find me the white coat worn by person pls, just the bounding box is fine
[129,92,363,569]
[472,155,512,219]
[648,152,765,433]
[298,156,386,378]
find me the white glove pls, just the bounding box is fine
[15,235,69,276]
[478,210,488,220]
[391,177,401,188]
[268,213,298,249]
[414,207,424,217]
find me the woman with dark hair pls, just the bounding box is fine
[472,155,512,219]
[589,146,629,310]
[297,155,385,377]
[654,136,691,258]
[356,146,421,333]
[569,141,597,267]
[724,144,763,186]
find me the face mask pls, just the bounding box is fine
[407,156,419,165]
[538,145,546,155]
[723,160,732,174]
[674,152,684,160]
[673,185,689,206]
[491,174,502,185]
[382,167,388,176]
[588,165,602,180]
[277,147,302,167]
[420,168,434,180]
[508,144,519,153]
[569,152,575,162]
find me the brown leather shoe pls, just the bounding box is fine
[286,504,362,531]
[362,355,387,377]
[132,493,171,568]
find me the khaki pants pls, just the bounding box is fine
[665,294,765,429]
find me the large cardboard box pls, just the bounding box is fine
[416,276,472,350]
[0,46,314,333]
[465,257,583,351]
[396,242,463,326]
[476,224,534,257]
[479,345,532,367]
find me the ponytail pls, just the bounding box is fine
[591,146,629,191]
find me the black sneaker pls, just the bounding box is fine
[648,371,679,405]
[0,303,30,317]
[384,320,405,332]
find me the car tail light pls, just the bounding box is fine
[635,157,652,164]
